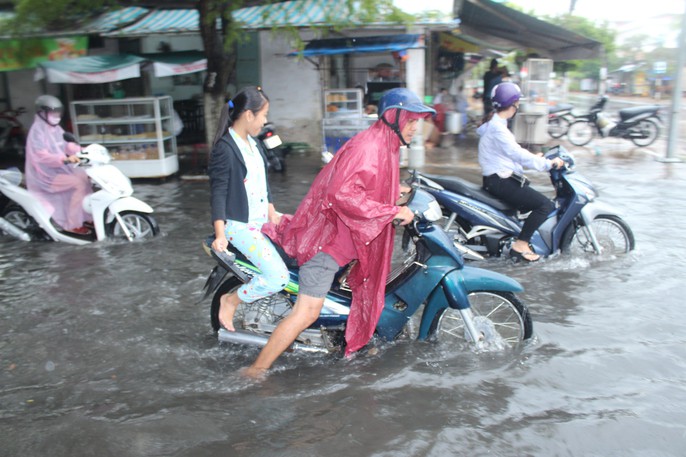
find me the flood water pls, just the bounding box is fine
[1,139,685,456]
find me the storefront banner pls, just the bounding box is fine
[36,64,141,84]
[0,37,88,72]
[35,54,146,84]
[152,58,206,77]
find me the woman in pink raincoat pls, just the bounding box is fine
[245,88,436,379]
[24,95,92,234]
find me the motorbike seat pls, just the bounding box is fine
[421,174,516,214]
[549,104,573,115]
[618,105,659,122]
[0,168,23,186]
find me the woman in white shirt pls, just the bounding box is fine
[476,82,564,262]
[208,87,289,330]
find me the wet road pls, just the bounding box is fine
[1,140,686,456]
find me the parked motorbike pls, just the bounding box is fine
[547,103,574,139]
[201,183,533,355]
[0,133,159,244]
[257,122,288,172]
[566,96,661,147]
[416,145,635,261]
[547,96,611,139]
[0,107,27,158]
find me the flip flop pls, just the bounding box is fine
[510,249,540,262]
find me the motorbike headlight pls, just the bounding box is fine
[423,199,443,222]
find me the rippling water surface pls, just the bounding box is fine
[1,146,685,456]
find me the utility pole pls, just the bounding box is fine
[662,0,686,162]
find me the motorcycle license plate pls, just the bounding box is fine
[263,135,283,149]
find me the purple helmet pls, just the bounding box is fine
[491,82,521,110]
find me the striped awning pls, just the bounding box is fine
[233,0,347,29]
[98,0,455,37]
[103,9,200,37]
[234,0,455,29]
[85,7,149,33]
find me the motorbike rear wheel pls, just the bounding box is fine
[567,120,595,146]
[210,278,336,350]
[107,211,159,240]
[430,291,533,347]
[548,116,571,139]
[561,214,635,256]
[630,119,659,147]
[211,278,291,332]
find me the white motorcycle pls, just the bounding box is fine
[0,133,158,244]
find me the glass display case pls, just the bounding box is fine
[514,58,553,146]
[322,89,375,153]
[70,96,179,178]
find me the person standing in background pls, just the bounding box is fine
[482,58,502,115]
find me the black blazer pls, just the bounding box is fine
[208,133,272,224]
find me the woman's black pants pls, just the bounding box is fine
[482,174,554,243]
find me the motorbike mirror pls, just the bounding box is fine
[63,132,79,144]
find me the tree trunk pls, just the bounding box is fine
[198,1,237,149]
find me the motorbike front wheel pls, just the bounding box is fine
[0,204,42,239]
[630,119,659,147]
[548,116,571,139]
[561,214,635,256]
[567,120,595,146]
[430,291,533,347]
[107,211,159,240]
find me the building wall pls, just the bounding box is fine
[258,30,323,151]
[7,69,44,129]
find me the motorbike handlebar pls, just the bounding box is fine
[64,156,89,166]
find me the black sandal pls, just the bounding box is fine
[510,249,540,262]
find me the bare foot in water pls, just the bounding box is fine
[218,293,240,331]
[239,366,268,381]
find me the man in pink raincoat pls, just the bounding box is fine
[24,95,92,234]
[245,88,435,379]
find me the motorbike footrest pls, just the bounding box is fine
[211,249,251,283]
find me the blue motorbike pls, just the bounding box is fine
[201,184,532,354]
[416,145,635,261]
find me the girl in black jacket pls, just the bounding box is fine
[208,86,288,331]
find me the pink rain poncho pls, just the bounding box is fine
[263,109,426,355]
[24,115,92,230]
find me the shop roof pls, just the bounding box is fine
[457,0,602,61]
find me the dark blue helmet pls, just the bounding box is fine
[378,88,436,117]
